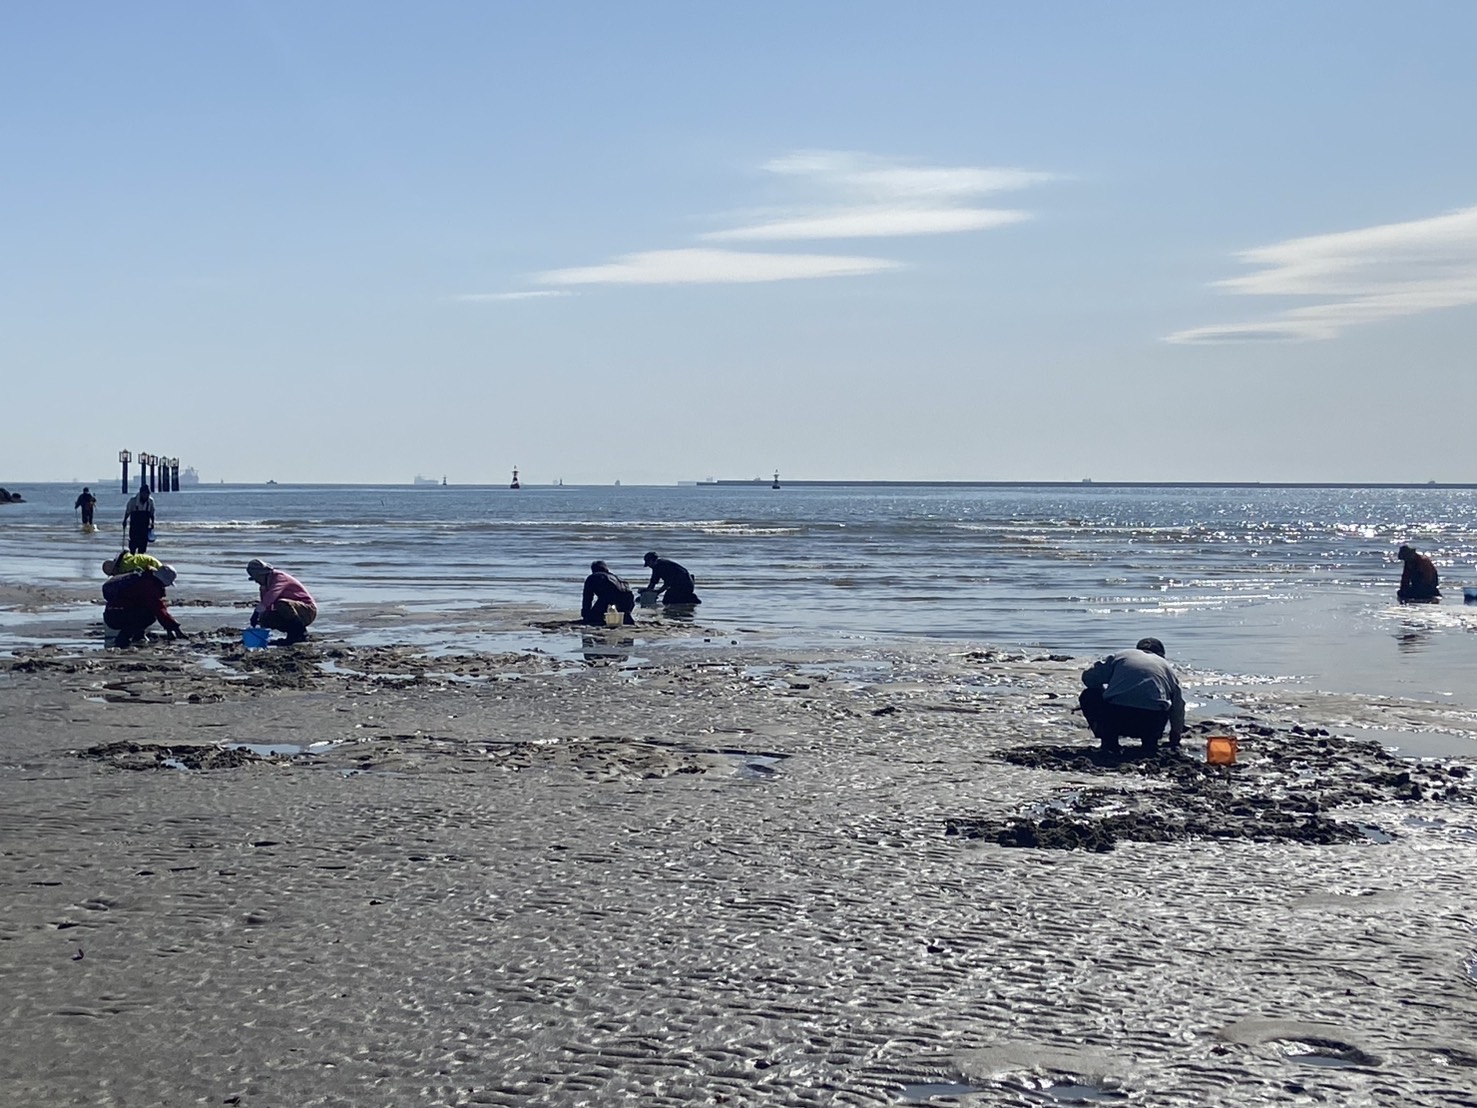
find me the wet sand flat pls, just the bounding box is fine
[2,616,1477,1107]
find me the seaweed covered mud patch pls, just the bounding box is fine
[945,721,1474,851]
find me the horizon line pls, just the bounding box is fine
[8,478,1477,491]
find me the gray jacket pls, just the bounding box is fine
[1082,649,1185,735]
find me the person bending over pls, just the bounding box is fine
[247,559,318,645]
[641,551,701,605]
[102,565,186,647]
[1078,637,1185,754]
[582,560,636,626]
[122,485,156,553]
[103,552,162,576]
[1396,543,1441,603]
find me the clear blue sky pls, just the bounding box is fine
[4,1,1475,484]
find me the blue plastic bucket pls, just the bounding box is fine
[242,627,270,649]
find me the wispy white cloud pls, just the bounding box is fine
[705,150,1051,241]
[1167,205,1477,343]
[704,207,1027,242]
[455,290,573,302]
[460,150,1051,298]
[537,248,900,286]
[761,151,1053,200]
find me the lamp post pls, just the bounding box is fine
[119,450,131,494]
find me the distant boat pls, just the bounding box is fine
[413,474,439,486]
[179,466,200,486]
[266,479,277,485]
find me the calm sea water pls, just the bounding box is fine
[5,482,1477,716]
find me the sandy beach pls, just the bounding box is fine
[3,592,1477,1107]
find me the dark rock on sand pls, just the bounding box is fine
[78,741,262,771]
[945,721,1472,851]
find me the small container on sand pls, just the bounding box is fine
[242,627,270,649]
[1207,735,1238,765]
[604,608,623,628]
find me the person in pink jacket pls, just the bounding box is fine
[246,559,318,645]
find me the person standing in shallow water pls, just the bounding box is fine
[1396,543,1441,603]
[122,485,155,553]
[641,551,701,606]
[1078,637,1185,755]
[74,487,97,526]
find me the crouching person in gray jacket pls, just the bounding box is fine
[1079,637,1185,754]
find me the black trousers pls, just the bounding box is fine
[128,517,150,554]
[1079,687,1170,749]
[104,608,157,644]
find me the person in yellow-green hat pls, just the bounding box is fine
[102,551,162,576]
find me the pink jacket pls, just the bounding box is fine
[255,570,316,616]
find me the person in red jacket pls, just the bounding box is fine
[102,565,187,647]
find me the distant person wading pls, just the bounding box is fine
[74,487,97,526]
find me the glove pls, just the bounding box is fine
[249,612,259,627]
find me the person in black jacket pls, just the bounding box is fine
[581,560,636,626]
[74,487,97,526]
[122,485,155,553]
[642,551,701,605]
[1396,543,1441,603]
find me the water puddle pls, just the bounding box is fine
[578,641,650,668]
[1342,725,1477,761]
[227,741,336,758]
[720,752,784,779]
[1275,1039,1379,1068]
[899,1081,981,1101]
[1032,1084,1128,1103]
[1403,815,1448,831]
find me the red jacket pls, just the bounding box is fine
[103,574,180,632]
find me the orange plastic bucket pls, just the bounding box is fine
[1207,735,1238,765]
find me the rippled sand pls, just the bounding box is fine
[2,605,1476,1107]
